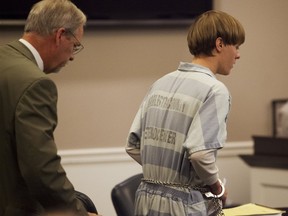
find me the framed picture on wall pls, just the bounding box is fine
[272,99,288,137]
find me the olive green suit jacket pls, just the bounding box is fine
[0,41,86,215]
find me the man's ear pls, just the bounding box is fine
[215,37,223,52]
[54,28,66,46]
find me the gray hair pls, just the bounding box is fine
[24,0,87,35]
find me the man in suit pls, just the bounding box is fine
[0,0,98,215]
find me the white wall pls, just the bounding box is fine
[250,168,288,208]
[60,141,253,216]
[1,1,288,149]
[214,0,288,141]
[51,0,288,149]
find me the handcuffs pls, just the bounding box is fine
[204,179,226,198]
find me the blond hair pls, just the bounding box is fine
[187,10,245,56]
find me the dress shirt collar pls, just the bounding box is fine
[19,38,44,71]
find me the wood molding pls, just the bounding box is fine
[59,141,253,165]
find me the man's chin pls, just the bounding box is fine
[44,65,65,74]
[53,67,62,73]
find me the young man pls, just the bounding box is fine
[126,10,245,215]
[0,0,98,215]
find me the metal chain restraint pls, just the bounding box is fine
[142,178,225,216]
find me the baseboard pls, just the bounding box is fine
[59,140,253,164]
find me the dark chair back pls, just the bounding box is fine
[111,173,143,216]
[75,190,98,214]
